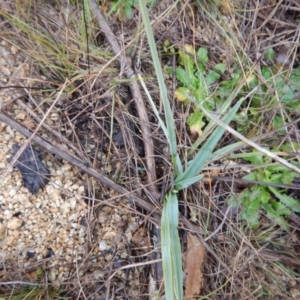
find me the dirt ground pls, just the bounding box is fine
[0,0,300,299]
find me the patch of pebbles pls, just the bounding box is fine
[0,39,139,286]
[0,123,88,280]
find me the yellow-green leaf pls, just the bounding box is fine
[175,87,189,102]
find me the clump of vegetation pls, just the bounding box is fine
[171,45,228,136]
[172,43,300,231]
[107,0,155,21]
[228,149,300,229]
[1,0,300,299]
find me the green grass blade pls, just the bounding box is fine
[161,191,183,300]
[175,97,244,188]
[137,73,183,176]
[137,74,168,138]
[174,174,204,191]
[138,0,178,169]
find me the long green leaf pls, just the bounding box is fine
[175,97,244,188]
[174,174,204,191]
[161,192,183,300]
[137,2,183,299]
[138,0,178,169]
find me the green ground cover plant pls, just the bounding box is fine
[172,45,233,136]
[228,150,300,230]
[173,43,300,232]
[107,0,154,21]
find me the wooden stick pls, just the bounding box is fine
[0,112,157,214]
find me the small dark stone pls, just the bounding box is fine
[112,130,125,147]
[45,248,55,258]
[12,211,22,217]
[26,251,35,260]
[10,144,50,194]
[112,258,126,269]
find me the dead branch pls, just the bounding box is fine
[0,112,157,214]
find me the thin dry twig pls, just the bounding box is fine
[0,111,157,214]
[260,250,300,267]
[209,175,300,190]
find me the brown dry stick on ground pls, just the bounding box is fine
[0,111,157,215]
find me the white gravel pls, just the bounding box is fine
[0,39,139,285]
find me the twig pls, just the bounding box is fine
[0,112,157,214]
[16,99,86,161]
[0,281,41,287]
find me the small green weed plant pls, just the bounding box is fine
[171,45,229,136]
[228,148,300,230]
[173,44,300,231]
[139,3,257,298]
[108,0,155,21]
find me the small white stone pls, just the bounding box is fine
[48,269,57,281]
[93,270,105,279]
[7,217,23,230]
[9,189,17,197]
[71,223,81,229]
[4,210,13,219]
[54,180,62,188]
[55,169,63,176]
[11,46,18,55]
[45,185,53,194]
[15,112,26,120]
[71,184,79,190]
[69,198,77,209]
[103,231,116,240]
[99,240,107,251]
[50,112,60,121]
